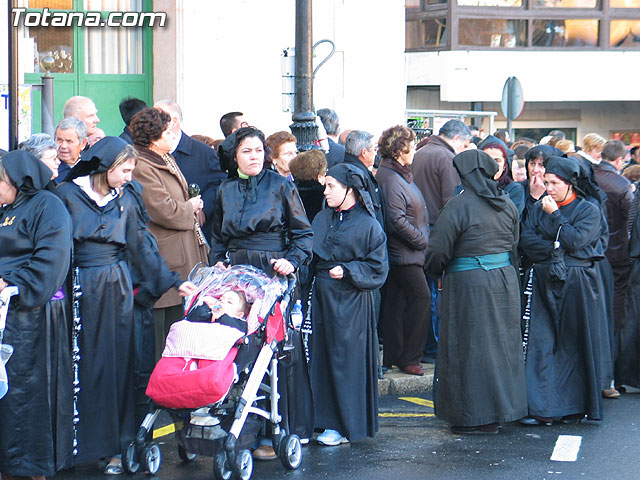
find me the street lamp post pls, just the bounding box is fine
[289,0,318,152]
[8,0,19,150]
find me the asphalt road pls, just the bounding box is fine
[55,390,640,480]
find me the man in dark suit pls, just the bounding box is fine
[119,97,147,144]
[317,108,345,168]
[155,100,226,244]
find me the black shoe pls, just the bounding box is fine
[558,413,585,424]
[519,416,553,426]
[451,423,499,435]
[421,355,437,364]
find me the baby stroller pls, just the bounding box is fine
[123,265,303,479]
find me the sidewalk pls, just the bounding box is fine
[378,363,434,396]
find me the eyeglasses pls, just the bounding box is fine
[239,121,249,128]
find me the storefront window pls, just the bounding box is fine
[532,19,599,46]
[18,0,73,7]
[407,18,448,48]
[610,0,640,6]
[610,20,640,46]
[24,26,74,73]
[459,19,527,47]
[458,0,522,6]
[533,0,597,7]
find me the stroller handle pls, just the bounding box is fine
[281,273,297,306]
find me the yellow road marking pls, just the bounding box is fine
[399,397,434,408]
[379,413,435,418]
[153,421,183,439]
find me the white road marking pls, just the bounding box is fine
[550,435,582,462]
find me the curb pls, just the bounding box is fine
[378,363,435,396]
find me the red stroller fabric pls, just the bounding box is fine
[146,348,238,409]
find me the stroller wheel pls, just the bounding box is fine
[143,442,162,475]
[123,441,140,474]
[214,450,232,480]
[279,434,303,470]
[178,444,197,462]
[232,449,253,480]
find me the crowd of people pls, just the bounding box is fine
[1,95,639,479]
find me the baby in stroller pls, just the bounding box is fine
[131,265,302,479]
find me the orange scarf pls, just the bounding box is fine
[557,191,577,206]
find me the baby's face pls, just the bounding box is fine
[219,291,245,318]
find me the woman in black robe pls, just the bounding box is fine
[0,150,72,480]
[310,163,388,445]
[615,188,640,388]
[56,137,195,473]
[520,156,606,425]
[210,127,314,457]
[425,149,527,435]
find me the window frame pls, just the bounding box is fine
[406,0,640,50]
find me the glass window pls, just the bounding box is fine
[424,18,448,46]
[84,0,143,11]
[425,0,447,4]
[459,19,527,47]
[532,19,599,46]
[406,20,422,49]
[406,0,422,10]
[610,0,640,6]
[23,26,74,73]
[18,0,73,8]
[611,20,640,46]
[458,0,522,6]
[84,26,144,74]
[533,0,597,7]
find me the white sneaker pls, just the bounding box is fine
[317,429,349,446]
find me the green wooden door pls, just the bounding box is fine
[23,0,153,137]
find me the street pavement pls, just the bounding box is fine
[54,389,640,480]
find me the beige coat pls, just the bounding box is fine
[133,146,209,308]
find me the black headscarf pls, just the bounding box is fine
[479,135,513,189]
[543,156,581,191]
[326,163,376,217]
[2,150,55,195]
[453,149,509,211]
[65,136,130,182]
[524,145,565,179]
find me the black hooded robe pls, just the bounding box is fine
[616,192,640,388]
[211,168,315,439]
[310,204,388,440]
[425,150,527,427]
[0,155,72,477]
[520,198,605,420]
[57,178,182,464]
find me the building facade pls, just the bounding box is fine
[405,0,640,142]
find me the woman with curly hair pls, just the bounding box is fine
[376,125,430,376]
[266,131,298,179]
[130,107,209,360]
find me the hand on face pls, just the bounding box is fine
[530,175,546,200]
[541,195,558,214]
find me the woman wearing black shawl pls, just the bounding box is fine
[0,151,72,479]
[520,156,606,425]
[56,137,195,473]
[425,149,526,434]
[479,134,525,216]
[310,163,388,446]
[210,127,314,457]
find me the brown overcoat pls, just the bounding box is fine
[133,145,208,308]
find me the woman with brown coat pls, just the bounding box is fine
[376,125,431,376]
[130,107,209,359]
